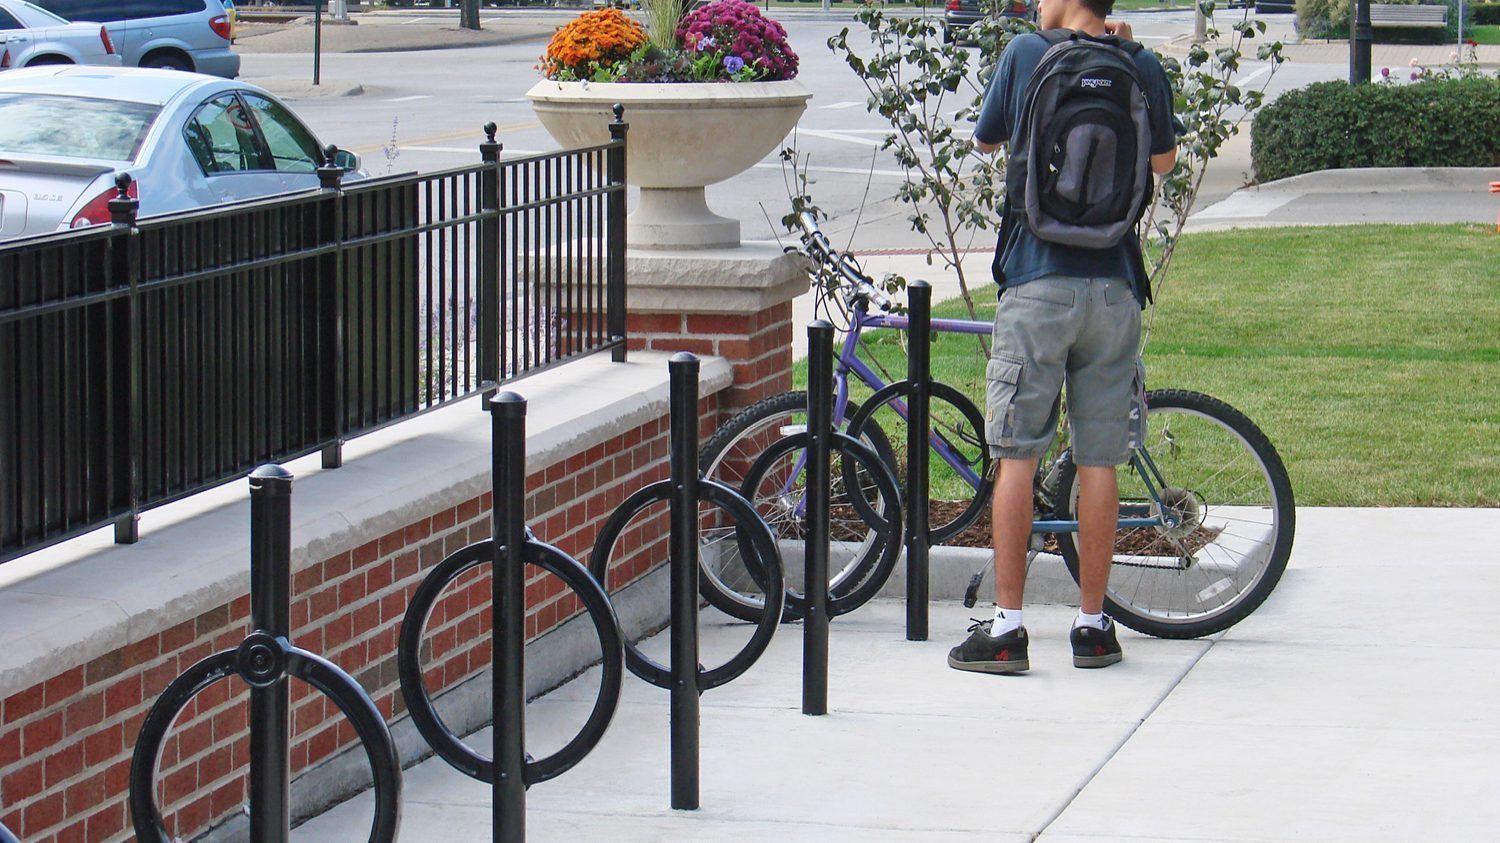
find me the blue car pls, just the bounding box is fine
[29,0,240,77]
[0,66,364,241]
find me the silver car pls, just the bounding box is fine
[29,0,239,78]
[0,0,122,68]
[0,66,363,241]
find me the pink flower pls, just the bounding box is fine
[1380,66,1389,77]
[1408,57,1420,67]
[1410,70,1420,80]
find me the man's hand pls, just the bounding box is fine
[1103,19,1134,41]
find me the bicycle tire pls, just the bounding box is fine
[699,391,897,620]
[737,431,904,619]
[1053,389,1296,639]
[845,380,993,544]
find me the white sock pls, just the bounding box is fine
[990,606,1023,637]
[1075,610,1108,630]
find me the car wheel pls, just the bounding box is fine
[141,52,193,72]
[25,56,74,66]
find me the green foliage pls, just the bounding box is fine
[1475,2,1500,24]
[1297,0,1472,43]
[1251,77,1500,181]
[1295,0,1349,39]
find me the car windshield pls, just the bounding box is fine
[0,94,160,162]
[15,2,71,25]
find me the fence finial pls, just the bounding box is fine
[109,172,138,227]
[485,121,498,144]
[612,103,625,122]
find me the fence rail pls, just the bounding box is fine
[0,118,627,564]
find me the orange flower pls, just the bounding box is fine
[541,9,648,78]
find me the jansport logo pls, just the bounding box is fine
[1081,77,1113,89]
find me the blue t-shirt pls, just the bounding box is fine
[975,31,1178,305]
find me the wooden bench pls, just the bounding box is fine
[1369,3,1449,27]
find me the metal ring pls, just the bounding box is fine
[128,648,401,843]
[397,539,625,787]
[0,821,17,843]
[738,431,904,619]
[588,479,785,692]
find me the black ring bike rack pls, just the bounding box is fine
[395,392,627,841]
[842,280,937,641]
[585,353,786,810]
[128,466,403,843]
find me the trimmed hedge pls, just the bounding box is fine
[1474,2,1500,24]
[1296,0,1469,42]
[1251,78,1500,182]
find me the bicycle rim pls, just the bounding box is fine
[1056,390,1294,638]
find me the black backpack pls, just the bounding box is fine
[1002,29,1154,250]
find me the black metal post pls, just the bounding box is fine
[606,105,628,363]
[318,146,345,470]
[1351,0,1373,84]
[667,353,700,810]
[803,321,834,715]
[247,464,294,843]
[488,393,529,842]
[479,122,503,394]
[313,0,323,86]
[905,282,932,642]
[109,173,141,545]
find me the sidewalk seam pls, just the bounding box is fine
[1030,635,1219,841]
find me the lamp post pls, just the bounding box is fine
[1350,0,1373,83]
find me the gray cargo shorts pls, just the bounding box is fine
[985,275,1145,467]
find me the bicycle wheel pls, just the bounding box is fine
[845,381,992,544]
[737,431,903,619]
[699,391,896,620]
[1053,389,1295,639]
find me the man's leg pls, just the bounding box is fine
[1074,464,1119,614]
[992,456,1040,609]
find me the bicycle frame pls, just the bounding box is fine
[830,296,1171,536]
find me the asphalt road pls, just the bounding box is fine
[235,8,1364,252]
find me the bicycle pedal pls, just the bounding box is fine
[962,572,983,609]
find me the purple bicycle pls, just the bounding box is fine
[697,212,1295,639]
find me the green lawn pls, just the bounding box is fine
[794,224,1500,507]
[1472,24,1500,45]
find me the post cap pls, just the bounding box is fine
[484,121,498,143]
[668,351,699,366]
[114,172,133,197]
[488,390,528,418]
[249,463,294,494]
[808,319,834,331]
[612,103,625,121]
[909,279,931,289]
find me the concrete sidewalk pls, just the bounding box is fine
[300,507,1500,841]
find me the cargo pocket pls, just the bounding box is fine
[1125,357,1148,452]
[985,352,1024,448]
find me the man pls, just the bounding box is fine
[947,0,1178,673]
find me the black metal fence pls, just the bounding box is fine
[0,119,627,564]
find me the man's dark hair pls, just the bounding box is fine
[1080,0,1115,18]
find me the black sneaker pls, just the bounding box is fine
[947,620,1030,674]
[1070,619,1123,668]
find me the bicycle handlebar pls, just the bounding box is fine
[794,211,893,311]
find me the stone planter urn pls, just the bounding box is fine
[526,80,812,250]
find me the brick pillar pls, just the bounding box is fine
[624,243,805,418]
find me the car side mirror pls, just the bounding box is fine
[334,149,360,172]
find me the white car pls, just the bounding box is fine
[0,0,121,69]
[0,66,364,240]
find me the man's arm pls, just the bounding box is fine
[1151,149,1177,175]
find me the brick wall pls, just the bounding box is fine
[0,394,723,842]
[628,301,793,418]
